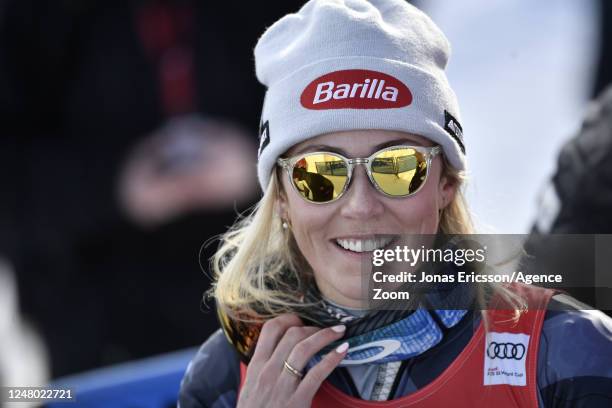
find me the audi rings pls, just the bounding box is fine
[487,342,526,360]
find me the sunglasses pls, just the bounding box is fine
[277,145,441,204]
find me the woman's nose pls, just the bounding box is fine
[339,166,384,219]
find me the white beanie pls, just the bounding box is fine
[255,0,465,190]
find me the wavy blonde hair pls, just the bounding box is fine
[210,156,525,325]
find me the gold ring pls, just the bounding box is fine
[283,360,304,379]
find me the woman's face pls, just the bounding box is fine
[278,130,457,308]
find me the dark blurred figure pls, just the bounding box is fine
[532,86,612,235]
[526,85,612,312]
[0,0,304,377]
[527,78,612,315]
[525,0,612,313]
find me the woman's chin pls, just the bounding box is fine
[327,277,366,307]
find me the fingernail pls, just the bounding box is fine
[336,342,349,353]
[331,324,346,333]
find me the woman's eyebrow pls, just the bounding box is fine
[293,144,348,155]
[292,138,425,156]
[375,138,425,150]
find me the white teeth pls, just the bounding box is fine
[335,237,393,253]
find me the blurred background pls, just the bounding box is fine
[0,0,610,407]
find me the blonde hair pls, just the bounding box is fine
[211,158,525,325]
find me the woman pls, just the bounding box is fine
[179,1,612,407]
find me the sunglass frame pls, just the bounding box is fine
[277,144,442,204]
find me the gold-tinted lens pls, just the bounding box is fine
[371,148,427,196]
[291,153,348,202]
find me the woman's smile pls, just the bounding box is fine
[334,235,395,253]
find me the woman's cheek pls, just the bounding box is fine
[289,209,325,267]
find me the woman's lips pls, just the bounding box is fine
[331,235,398,259]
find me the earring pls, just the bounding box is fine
[282,218,292,230]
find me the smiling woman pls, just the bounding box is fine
[178,1,612,407]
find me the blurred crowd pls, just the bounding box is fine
[0,0,610,390]
[0,0,305,382]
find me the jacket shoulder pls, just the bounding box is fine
[178,329,241,408]
[537,294,612,407]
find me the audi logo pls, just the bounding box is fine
[487,342,526,360]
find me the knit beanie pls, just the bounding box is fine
[254,0,465,190]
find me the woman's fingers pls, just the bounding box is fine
[250,314,303,364]
[239,315,349,407]
[294,341,349,400]
[275,325,346,388]
[284,325,346,370]
[271,326,321,369]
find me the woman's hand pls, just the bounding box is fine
[237,313,348,408]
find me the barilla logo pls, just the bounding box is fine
[300,69,412,110]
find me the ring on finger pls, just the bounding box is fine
[283,359,304,379]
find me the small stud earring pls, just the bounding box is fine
[282,221,289,230]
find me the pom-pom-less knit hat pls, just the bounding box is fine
[255,0,465,190]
